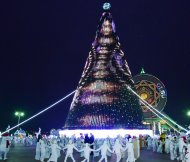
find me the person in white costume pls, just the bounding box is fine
[173,137,178,160]
[93,139,100,157]
[79,143,95,162]
[170,139,175,160]
[151,138,156,152]
[63,140,79,162]
[47,140,61,162]
[126,138,135,162]
[95,140,113,162]
[39,139,46,162]
[184,144,190,162]
[113,139,125,162]
[56,140,61,159]
[147,137,152,150]
[157,139,163,153]
[105,138,112,157]
[35,138,41,160]
[45,140,51,159]
[0,133,10,160]
[164,137,170,154]
[178,137,186,161]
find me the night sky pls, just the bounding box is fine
[0,1,190,133]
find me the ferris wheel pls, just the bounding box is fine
[133,69,167,118]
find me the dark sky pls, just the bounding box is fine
[0,1,190,133]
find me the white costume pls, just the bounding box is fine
[0,135,10,160]
[152,138,157,152]
[173,138,178,160]
[164,138,170,154]
[80,143,95,162]
[113,139,125,162]
[96,140,113,162]
[63,140,79,162]
[105,138,112,157]
[185,144,190,162]
[35,141,41,160]
[45,141,51,159]
[93,140,100,157]
[56,142,61,159]
[178,137,186,161]
[170,140,175,160]
[157,140,163,153]
[147,137,152,150]
[47,140,61,162]
[40,139,46,162]
[126,138,135,162]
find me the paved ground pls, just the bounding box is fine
[1,144,178,162]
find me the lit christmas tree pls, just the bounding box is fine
[64,3,144,129]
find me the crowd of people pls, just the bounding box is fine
[32,132,190,162]
[1,128,190,162]
[34,133,138,162]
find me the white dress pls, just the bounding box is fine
[35,142,41,160]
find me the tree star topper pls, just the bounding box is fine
[103,3,111,10]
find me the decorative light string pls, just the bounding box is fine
[127,86,187,132]
[1,90,76,135]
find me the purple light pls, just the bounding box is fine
[112,21,116,32]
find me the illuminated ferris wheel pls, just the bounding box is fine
[133,68,167,118]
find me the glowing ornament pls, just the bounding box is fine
[140,93,148,100]
[103,3,111,10]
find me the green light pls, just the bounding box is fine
[15,112,19,116]
[187,111,190,116]
[15,111,25,116]
[140,67,145,74]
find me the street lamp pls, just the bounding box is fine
[187,111,190,117]
[15,111,25,129]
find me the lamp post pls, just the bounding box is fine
[15,111,25,129]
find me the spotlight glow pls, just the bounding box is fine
[59,129,153,138]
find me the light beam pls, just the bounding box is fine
[1,90,76,135]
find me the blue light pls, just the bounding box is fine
[103,3,111,10]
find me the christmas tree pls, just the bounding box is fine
[64,4,144,129]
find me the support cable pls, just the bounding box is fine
[1,90,76,135]
[127,86,187,133]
